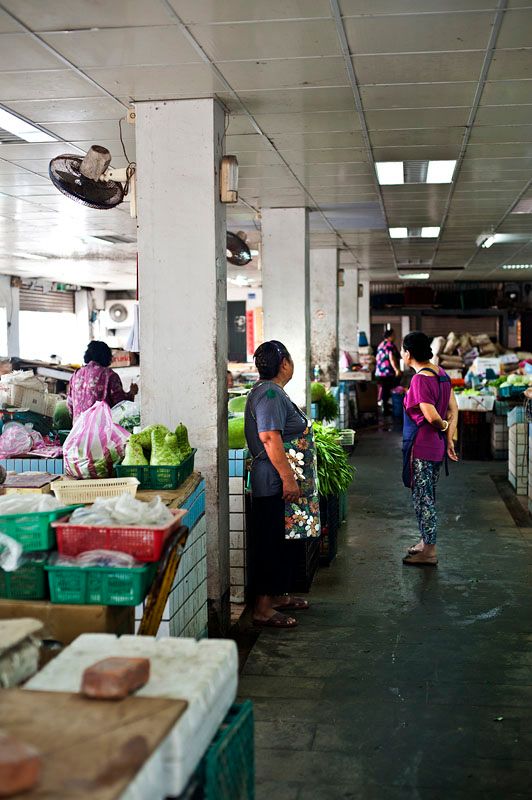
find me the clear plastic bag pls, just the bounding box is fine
[68,492,173,527]
[0,493,61,515]
[0,532,23,572]
[48,549,140,568]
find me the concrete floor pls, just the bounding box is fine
[238,429,532,800]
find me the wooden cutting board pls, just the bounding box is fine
[0,688,187,799]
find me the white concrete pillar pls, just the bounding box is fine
[310,249,339,385]
[358,278,371,343]
[75,289,91,351]
[339,268,358,358]
[136,98,229,633]
[262,207,310,412]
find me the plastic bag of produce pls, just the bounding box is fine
[0,423,33,458]
[63,401,130,479]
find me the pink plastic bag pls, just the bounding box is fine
[0,424,33,458]
[63,401,130,479]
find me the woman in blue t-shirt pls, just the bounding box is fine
[245,340,314,629]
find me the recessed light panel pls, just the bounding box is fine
[0,106,57,144]
[376,160,456,185]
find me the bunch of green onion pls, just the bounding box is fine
[313,422,355,497]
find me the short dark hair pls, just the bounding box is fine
[402,331,433,362]
[84,340,112,367]
[254,340,291,380]
[385,328,395,338]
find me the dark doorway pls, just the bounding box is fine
[228,301,247,362]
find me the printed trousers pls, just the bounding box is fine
[412,458,441,545]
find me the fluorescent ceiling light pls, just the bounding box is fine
[0,106,57,144]
[426,160,456,183]
[249,249,259,257]
[376,162,404,185]
[421,227,440,238]
[482,235,495,248]
[502,264,532,270]
[376,160,456,185]
[399,273,430,280]
[511,197,532,214]
[229,275,251,287]
[389,227,408,238]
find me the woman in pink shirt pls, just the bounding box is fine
[401,332,459,567]
[67,341,138,421]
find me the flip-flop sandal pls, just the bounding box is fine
[403,554,438,567]
[273,597,310,612]
[253,611,298,629]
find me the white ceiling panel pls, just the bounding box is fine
[86,65,224,101]
[0,0,174,30]
[5,97,128,123]
[353,51,485,86]
[340,1,500,13]
[0,33,65,70]
[496,8,532,48]
[174,0,331,24]
[269,132,366,150]
[216,57,348,92]
[41,27,203,68]
[482,80,532,105]
[220,87,355,115]
[370,128,464,147]
[487,49,532,82]
[365,107,470,130]
[190,20,341,61]
[469,124,532,143]
[475,105,532,125]
[360,83,477,110]
[251,111,361,134]
[0,70,102,102]
[343,12,494,54]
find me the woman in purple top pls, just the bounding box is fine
[401,332,459,567]
[67,341,138,421]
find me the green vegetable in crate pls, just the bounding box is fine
[313,422,354,496]
[150,428,181,466]
[318,391,339,423]
[134,424,170,450]
[175,423,192,458]
[311,382,326,403]
[228,416,246,449]
[228,395,247,414]
[53,400,72,431]
[122,438,148,466]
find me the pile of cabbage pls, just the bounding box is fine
[498,373,532,392]
[121,423,192,467]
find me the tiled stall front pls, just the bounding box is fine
[229,449,248,604]
[136,479,208,638]
[508,421,528,496]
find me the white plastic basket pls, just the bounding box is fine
[456,394,495,412]
[339,429,356,446]
[51,477,139,505]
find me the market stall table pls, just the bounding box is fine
[26,634,238,799]
[0,688,187,799]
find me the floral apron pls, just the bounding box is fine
[248,382,320,540]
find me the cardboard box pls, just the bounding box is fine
[0,601,134,647]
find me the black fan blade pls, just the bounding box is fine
[49,155,124,210]
[227,231,252,267]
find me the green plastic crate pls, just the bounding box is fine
[116,449,196,491]
[45,561,156,605]
[0,505,80,552]
[0,553,48,600]
[202,702,254,800]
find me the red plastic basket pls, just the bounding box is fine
[52,509,186,563]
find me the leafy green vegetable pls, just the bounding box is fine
[122,438,148,466]
[314,422,354,497]
[53,400,72,431]
[175,423,192,458]
[150,428,181,466]
[318,392,339,423]
[311,382,326,403]
[228,417,246,449]
[228,395,247,414]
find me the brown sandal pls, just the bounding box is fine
[403,553,438,567]
[252,611,298,629]
[273,596,310,612]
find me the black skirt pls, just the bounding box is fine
[250,494,295,596]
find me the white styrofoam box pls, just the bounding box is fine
[456,394,495,412]
[26,635,238,799]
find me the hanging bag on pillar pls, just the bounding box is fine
[63,401,130,479]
